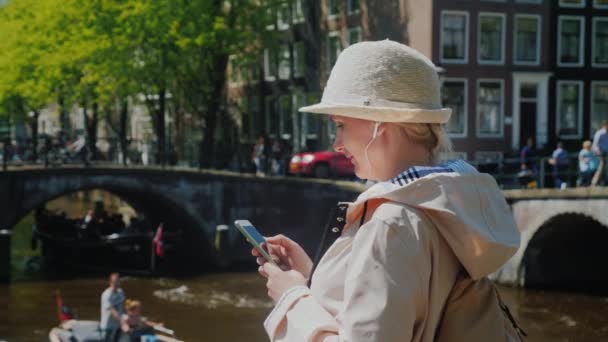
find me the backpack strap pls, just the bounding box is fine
[493,284,528,341]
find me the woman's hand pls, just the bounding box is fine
[251,234,313,278]
[261,262,307,303]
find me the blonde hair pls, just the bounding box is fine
[125,299,141,312]
[395,123,453,165]
[583,140,592,149]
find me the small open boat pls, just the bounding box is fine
[48,319,183,342]
[49,290,182,342]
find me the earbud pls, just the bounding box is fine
[372,122,381,139]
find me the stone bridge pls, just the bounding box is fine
[1,166,607,290]
[0,166,361,270]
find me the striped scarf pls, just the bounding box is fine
[389,159,474,186]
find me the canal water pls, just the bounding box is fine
[2,191,608,341]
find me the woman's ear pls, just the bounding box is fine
[374,122,387,138]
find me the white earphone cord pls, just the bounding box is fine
[364,122,381,174]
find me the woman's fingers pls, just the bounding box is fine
[258,265,268,278]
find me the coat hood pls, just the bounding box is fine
[348,160,520,279]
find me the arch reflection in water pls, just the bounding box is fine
[33,189,187,276]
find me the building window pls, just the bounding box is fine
[556,81,583,138]
[328,0,339,17]
[278,44,291,80]
[592,18,608,67]
[477,80,504,137]
[248,96,260,138]
[441,11,469,63]
[299,94,320,142]
[294,42,305,78]
[265,5,275,30]
[347,0,360,14]
[264,48,277,81]
[478,13,505,64]
[591,82,608,132]
[558,16,585,66]
[293,0,305,23]
[442,79,467,137]
[348,27,361,46]
[595,0,608,8]
[559,0,586,8]
[279,95,293,138]
[265,97,279,135]
[277,2,290,30]
[327,32,341,71]
[514,15,541,65]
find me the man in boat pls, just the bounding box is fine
[100,272,125,342]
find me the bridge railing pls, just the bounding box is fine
[469,153,605,190]
[3,144,606,190]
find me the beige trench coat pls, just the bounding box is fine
[264,165,522,341]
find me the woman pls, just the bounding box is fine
[253,40,523,341]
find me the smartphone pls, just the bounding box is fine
[234,220,276,265]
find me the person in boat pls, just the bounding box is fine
[252,40,524,341]
[118,299,163,342]
[100,272,125,342]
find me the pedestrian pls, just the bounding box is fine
[591,121,608,185]
[578,140,599,187]
[252,135,267,177]
[548,141,569,189]
[252,40,524,341]
[100,272,125,342]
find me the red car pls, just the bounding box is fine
[289,151,355,178]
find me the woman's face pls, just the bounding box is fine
[331,115,378,179]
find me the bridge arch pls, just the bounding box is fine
[519,213,608,295]
[2,169,218,268]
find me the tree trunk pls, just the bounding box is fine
[199,55,228,169]
[90,102,99,160]
[30,111,39,162]
[120,99,128,166]
[58,95,69,142]
[156,90,166,166]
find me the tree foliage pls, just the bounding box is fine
[0,0,279,165]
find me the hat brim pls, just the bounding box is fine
[299,103,452,123]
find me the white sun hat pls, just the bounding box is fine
[299,40,451,123]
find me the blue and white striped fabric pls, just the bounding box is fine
[389,159,476,186]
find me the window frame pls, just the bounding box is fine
[440,10,470,64]
[591,81,608,133]
[278,43,291,80]
[293,0,305,24]
[556,80,584,139]
[559,0,586,8]
[277,2,291,30]
[513,14,542,66]
[476,79,505,138]
[557,16,586,67]
[595,0,608,9]
[478,12,506,65]
[592,17,608,68]
[293,41,306,78]
[347,0,360,15]
[264,48,277,81]
[441,78,469,138]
